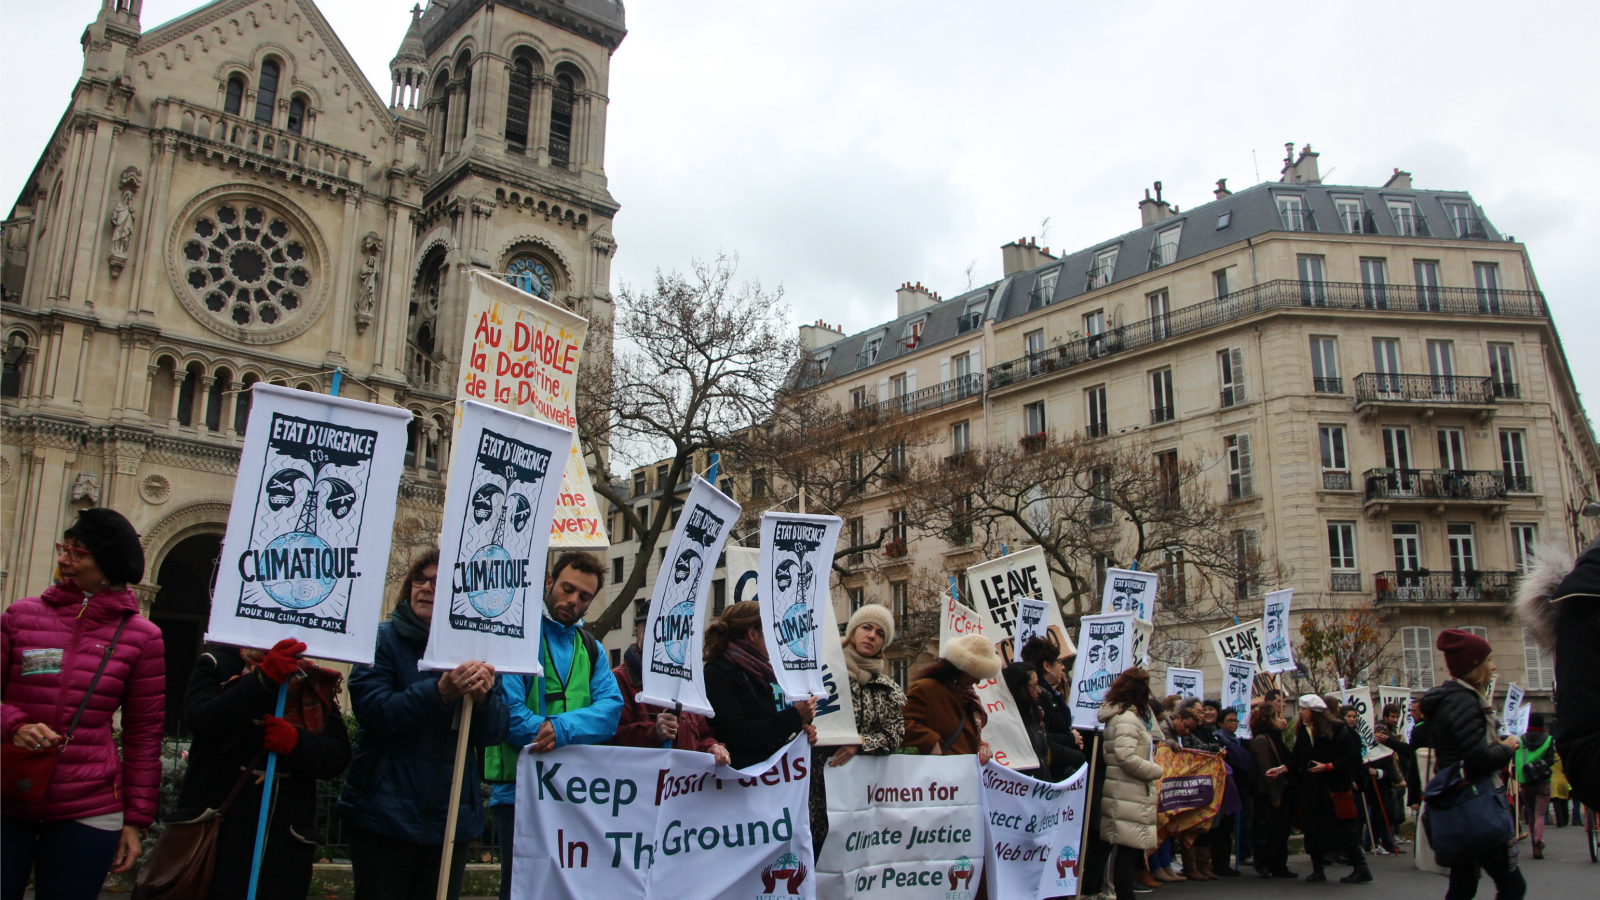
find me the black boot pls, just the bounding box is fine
[1340,845,1373,884]
[1306,853,1326,883]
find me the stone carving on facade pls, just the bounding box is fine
[140,473,173,505]
[356,231,383,333]
[71,472,101,504]
[107,166,143,277]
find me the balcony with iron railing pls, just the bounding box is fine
[1322,470,1354,491]
[1353,373,1496,410]
[1279,207,1320,232]
[1447,214,1492,240]
[1374,570,1518,604]
[1329,572,1363,592]
[985,279,1545,392]
[1492,381,1521,399]
[1362,468,1509,506]
[1150,405,1175,424]
[1313,376,1344,394]
[957,311,983,334]
[876,374,984,416]
[1391,211,1433,238]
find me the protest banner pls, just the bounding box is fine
[1340,686,1390,762]
[647,734,817,900]
[1261,590,1295,673]
[817,754,985,900]
[1154,746,1227,840]
[1207,620,1267,693]
[727,547,860,745]
[1066,614,1149,731]
[1166,668,1204,700]
[511,744,711,899]
[758,513,843,701]
[1500,683,1525,737]
[458,270,606,547]
[939,596,1039,770]
[206,383,409,663]
[419,400,572,674]
[1514,703,1531,735]
[966,547,1076,659]
[1101,568,1158,623]
[1376,686,1413,740]
[639,476,741,715]
[1014,597,1049,651]
[1220,658,1255,739]
[980,760,1090,900]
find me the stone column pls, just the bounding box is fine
[73,122,122,305]
[167,367,183,429]
[218,380,238,434]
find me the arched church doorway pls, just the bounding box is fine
[150,533,221,736]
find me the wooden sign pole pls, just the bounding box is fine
[435,695,475,900]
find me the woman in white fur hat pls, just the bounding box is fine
[901,633,1000,763]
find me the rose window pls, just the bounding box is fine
[503,256,554,299]
[181,203,313,328]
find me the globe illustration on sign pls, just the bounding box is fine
[780,600,811,658]
[261,531,336,609]
[663,599,695,665]
[467,543,515,617]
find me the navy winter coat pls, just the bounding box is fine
[336,620,509,845]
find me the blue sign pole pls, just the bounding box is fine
[706,452,720,486]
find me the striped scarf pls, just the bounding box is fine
[724,635,775,684]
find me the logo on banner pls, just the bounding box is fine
[233,413,377,632]
[1172,672,1197,694]
[652,505,726,678]
[449,428,553,638]
[770,522,825,671]
[949,856,976,895]
[1264,601,1288,660]
[1079,620,1126,704]
[1055,844,1078,878]
[759,852,808,897]
[1108,576,1149,617]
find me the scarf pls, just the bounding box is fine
[724,635,775,684]
[842,642,884,685]
[235,651,344,734]
[624,643,644,686]
[390,599,430,645]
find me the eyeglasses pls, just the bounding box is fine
[412,575,437,587]
[55,543,92,562]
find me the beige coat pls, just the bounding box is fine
[1098,702,1165,849]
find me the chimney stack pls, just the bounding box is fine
[1000,237,1057,276]
[1139,182,1176,227]
[1383,168,1413,190]
[798,319,846,351]
[1214,178,1232,199]
[1279,143,1321,184]
[895,282,942,317]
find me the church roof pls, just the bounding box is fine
[391,4,427,70]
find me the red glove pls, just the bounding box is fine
[261,716,299,755]
[258,639,307,684]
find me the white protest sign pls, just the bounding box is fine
[1208,619,1267,676]
[1166,668,1204,700]
[647,734,816,900]
[458,271,606,547]
[818,754,985,900]
[420,400,572,674]
[1014,597,1049,651]
[1101,568,1158,623]
[758,513,842,701]
[1067,614,1148,731]
[1514,703,1531,735]
[1376,686,1412,741]
[510,743,709,899]
[981,760,1090,900]
[1501,683,1525,737]
[639,476,741,715]
[939,596,1039,771]
[1261,590,1295,673]
[1341,686,1390,762]
[206,384,409,664]
[966,547,1076,658]
[727,547,860,746]
[1221,658,1256,740]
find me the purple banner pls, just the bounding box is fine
[1158,776,1214,813]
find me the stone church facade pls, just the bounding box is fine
[0,0,624,729]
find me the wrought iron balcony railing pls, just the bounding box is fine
[875,374,984,416]
[985,279,1544,391]
[1374,570,1517,603]
[1330,572,1363,592]
[1322,470,1353,491]
[1150,405,1175,424]
[1363,468,1507,503]
[1353,373,1496,406]
[1313,377,1344,394]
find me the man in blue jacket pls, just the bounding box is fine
[485,550,623,899]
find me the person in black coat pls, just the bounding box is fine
[1289,695,1371,883]
[1018,637,1086,780]
[174,640,350,900]
[702,601,817,769]
[1516,531,1600,809]
[1418,629,1525,900]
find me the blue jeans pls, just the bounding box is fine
[1,816,121,900]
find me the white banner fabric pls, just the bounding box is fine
[458,271,607,547]
[727,547,860,745]
[1261,590,1295,673]
[966,547,1076,657]
[206,383,409,664]
[647,734,817,900]
[1376,686,1413,740]
[1165,668,1204,700]
[1014,597,1049,651]
[421,400,573,673]
[1100,568,1157,623]
[1207,619,1267,673]
[1221,658,1256,740]
[638,476,741,715]
[980,760,1091,900]
[1500,683,1525,737]
[1340,686,1391,762]
[1066,614,1144,731]
[938,596,1040,771]
[758,513,843,700]
[817,754,985,900]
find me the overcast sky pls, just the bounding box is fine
[4,0,1597,403]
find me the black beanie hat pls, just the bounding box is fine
[63,508,145,587]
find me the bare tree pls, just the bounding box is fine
[1293,600,1400,695]
[577,256,798,638]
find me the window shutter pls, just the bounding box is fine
[1522,627,1554,691]
[905,371,917,395]
[1237,433,1254,497]
[1230,347,1247,402]
[1245,528,1261,596]
[1403,626,1436,689]
[940,358,951,383]
[877,377,889,404]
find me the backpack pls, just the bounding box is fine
[1519,735,1553,784]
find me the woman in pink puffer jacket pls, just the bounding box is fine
[1,508,165,900]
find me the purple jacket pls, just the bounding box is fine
[1,583,165,826]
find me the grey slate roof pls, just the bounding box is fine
[807,181,1503,382]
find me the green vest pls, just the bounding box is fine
[482,632,594,783]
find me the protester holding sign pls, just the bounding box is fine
[1021,636,1086,781]
[487,551,622,900]
[705,601,818,768]
[902,633,1000,761]
[171,640,349,899]
[1002,663,1051,780]
[1290,695,1371,884]
[1097,668,1164,900]
[1247,705,1297,879]
[1,509,164,898]
[610,603,725,759]
[337,550,509,900]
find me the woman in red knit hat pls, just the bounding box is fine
[1417,628,1525,900]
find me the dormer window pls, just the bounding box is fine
[902,317,926,350]
[1149,224,1181,269]
[1335,198,1374,234]
[1087,248,1119,290]
[1031,269,1060,310]
[858,334,884,368]
[1388,199,1426,236]
[957,303,983,334]
[1277,194,1313,231]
